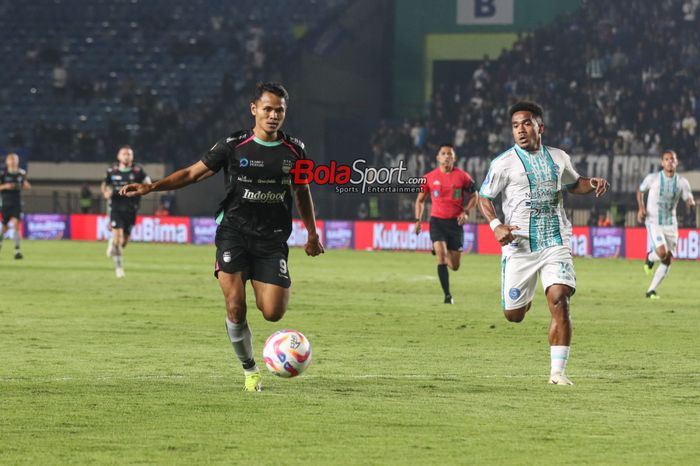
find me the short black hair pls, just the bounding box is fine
[437,143,455,151]
[662,149,677,158]
[509,101,544,121]
[253,82,289,103]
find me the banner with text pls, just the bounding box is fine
[24,214,69,240]
[16,215,700,261]
[70,214,191,243]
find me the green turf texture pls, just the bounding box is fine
[1,241,699,465]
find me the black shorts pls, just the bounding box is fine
[214,226,291,288]
[1,204,21,226]
[110,209,137,235]
[429,217,463,252]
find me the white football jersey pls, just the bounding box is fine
[639,172,693,226]
[479,145,580,252]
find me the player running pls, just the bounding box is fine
[0,153,31,259]
[101,145,151,278]
[414,144,476,304]
[119,82,324,392]
[478,102,609,386]
[637,150,695,299]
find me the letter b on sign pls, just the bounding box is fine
[457,0,514,25]
[476,0,496,17]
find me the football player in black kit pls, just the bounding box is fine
[0,153,31,259]
[101,145,151,278]
[120,82,324,392]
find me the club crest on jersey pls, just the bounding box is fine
[508,288,521,300]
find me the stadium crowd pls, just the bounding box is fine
[0,0,346,164]
[371,0,700,179]
[2,0,699,206]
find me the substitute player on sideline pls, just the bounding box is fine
[414,144,476,304]
[0,153,31,259]
[478,102,609,385]
[637,150,695,299]
[120,82,323,392]
[101,145,151,278]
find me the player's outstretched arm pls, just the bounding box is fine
[414,190,427,234]
[477,195,519,246]
[293,184,324,257]
[120,161,214,197]
[567,176,609,197]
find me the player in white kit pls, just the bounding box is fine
[636,150,695,299]
[478,102,609,385]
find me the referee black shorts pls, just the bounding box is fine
[429,216,464,252]
[214,225,291,288]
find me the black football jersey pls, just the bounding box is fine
[1,168,28,206]
[104,165,149,210]
[201,129,306,240]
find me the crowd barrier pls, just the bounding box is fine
[5,214,700,260]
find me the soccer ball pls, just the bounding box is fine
[263,329,312,378]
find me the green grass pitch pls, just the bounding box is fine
[1,241,699,465]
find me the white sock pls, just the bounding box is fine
[648,264,669,292]
[112,246,123,269]
[647,251,660,262]
[225,318,256,372]
[13,227,20,251]
[550,345,570,376]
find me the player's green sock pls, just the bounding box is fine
[550,345,570,376]
[225,318,256,371]
[437,264,450,296]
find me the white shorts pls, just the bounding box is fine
[646,223,678,253]
[501,244,576,310]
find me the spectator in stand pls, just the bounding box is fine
[79,184,93,214]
